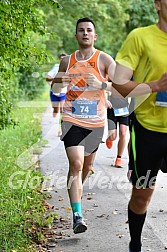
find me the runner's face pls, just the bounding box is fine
[75,22,97,47]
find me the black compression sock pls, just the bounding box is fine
[128,205,146,251]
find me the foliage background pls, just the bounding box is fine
[0,0,157,129]
[0,0,159,250]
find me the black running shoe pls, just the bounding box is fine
[73,212,87,234]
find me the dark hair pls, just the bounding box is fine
[76,17,96,33]
[59,53,67,59]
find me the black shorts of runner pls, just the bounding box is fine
[61,121,104,154]
[130,118,167,189]
[107,108,129,130]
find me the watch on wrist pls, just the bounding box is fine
[101,82,107,90]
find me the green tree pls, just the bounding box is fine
[0,0,158,129]
[0,0,59,129]
[126,0,158,33]
[44,0,131,58]
[44,0,157,59]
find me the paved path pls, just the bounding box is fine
[40,107,167,252]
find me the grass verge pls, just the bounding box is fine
[0,103,50,252]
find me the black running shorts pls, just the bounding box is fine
[130,118,167,188]
[107,108,129,130]
[61,121,104,154]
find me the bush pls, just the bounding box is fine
[18,66,46,101]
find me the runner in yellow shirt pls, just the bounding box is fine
[112,1,167,251]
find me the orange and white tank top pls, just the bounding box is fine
[62,49,107,128]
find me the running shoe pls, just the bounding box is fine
[73,212,87,234]
[115,157,123,168]
[106,138,113,149]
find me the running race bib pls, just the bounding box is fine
[113,106,129,116]
[155,92,167,107]
[72,100,97,118]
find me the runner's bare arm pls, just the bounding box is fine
[100,52,116,81]
[51,56,71,93]
[112,63,167,98]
